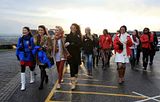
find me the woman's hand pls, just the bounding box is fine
[39,48,42,50]
[65,42,70,47]
[28,46,32,49]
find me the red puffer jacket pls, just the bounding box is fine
[140,33,154,49]
[99,34,112,49]
[113,33,133,56]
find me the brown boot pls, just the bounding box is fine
[122,67,126,82]
[118,68,123,84]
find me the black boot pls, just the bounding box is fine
[149,62,153,66]
[143,60,148,71]
[143,67,147,71]
[39,82,44,90]
[39,69,45,90]
[45,75,48,84]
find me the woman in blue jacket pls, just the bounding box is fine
[16,27,35,91]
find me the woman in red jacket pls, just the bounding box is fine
[140,28,154,70]
[99,29,112,70]
[114,25,133,84]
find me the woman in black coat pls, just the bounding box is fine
[149,32,158,65]
[65,23,82,90]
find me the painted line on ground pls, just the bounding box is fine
[63,78,100,82]
[45,67,67,102]
[132,91,160,102]
[45,80,59,102]
[55,90,147,99]
[64,73,87,76]
[135,68,151,73]
[61,83,118,89]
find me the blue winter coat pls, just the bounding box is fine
[32,46,53,68]
[16,35,35,62]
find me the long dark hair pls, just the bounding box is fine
[38,25,48,35]
[70,23,82,39]
[143,27,150,34]
[132,29,139,42]
[143,27,150,40]
[134,29,139,39]
[103,29,108,34]
[23,27,32,37]
[120,25,127,32]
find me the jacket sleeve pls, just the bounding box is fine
[30,37,35,50]
[113,36,119,50]
[65,35,69,43]
[43,51,52,68]
[140,35,149,43]
[127,36,133,47]
[109,35,113,48]
[16,37,22,56]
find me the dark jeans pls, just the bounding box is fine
[130,49,137,68]
[142,48,150,68]
[149,49,156,64]
[69,62,79,77]
[136,48,141,64]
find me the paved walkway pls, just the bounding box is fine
[0,51,160,102]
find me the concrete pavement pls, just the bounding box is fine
[0,50,160,102]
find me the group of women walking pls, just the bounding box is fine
[16,23,83,91]
[16,24,159,91]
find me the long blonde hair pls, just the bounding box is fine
[54,26,64,40]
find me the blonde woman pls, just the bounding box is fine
[82,27,94,77]
[53,26,69,89]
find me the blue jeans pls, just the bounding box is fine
[130,48,137,68]
[85,54,93,71]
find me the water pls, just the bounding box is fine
[0,35,19,45]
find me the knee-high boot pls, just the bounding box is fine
[21,73,26,91]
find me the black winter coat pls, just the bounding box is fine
[82,35,94,54]
[66,33,82,65]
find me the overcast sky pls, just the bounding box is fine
[1,0,160,35]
